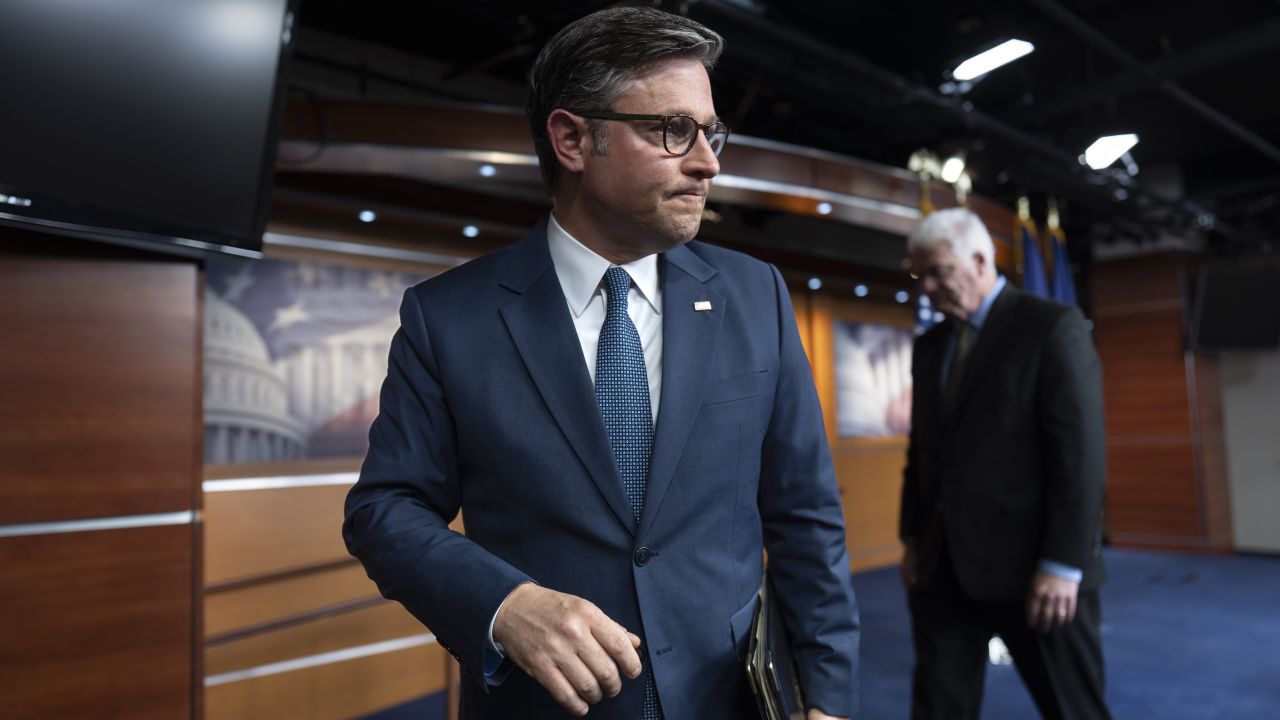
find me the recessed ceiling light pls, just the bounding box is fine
[895,290,910,304]
[479,164,497,177]
[463,225,480,238]
[807,277,823,290]
[816,202,833,215]
[854,284,869,298]
[358,210,376,223]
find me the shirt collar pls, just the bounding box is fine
[546,212,660,318]
[969,274,1007,331]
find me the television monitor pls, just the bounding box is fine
[0,0,298,258]
[1189,260,1280,351]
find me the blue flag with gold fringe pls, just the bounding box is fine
[1048,226,1077,305]
[1020,220,1050,298]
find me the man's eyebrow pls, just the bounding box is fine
[663,109,720,122]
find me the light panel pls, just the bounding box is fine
[1083,133,1139,170]
[953,39,1035,81]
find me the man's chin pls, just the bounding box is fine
[660,216,702,246]
[932,303,959,319]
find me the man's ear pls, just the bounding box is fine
[547,109,590,175]
[971,251,989,276]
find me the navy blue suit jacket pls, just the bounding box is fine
[344,217,860,719]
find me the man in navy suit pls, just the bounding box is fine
[900,208,1111,719]
[343,7,859,719]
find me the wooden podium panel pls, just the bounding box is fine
[0,524,195,720]
[0,238,202,718]
[0,255,199,524]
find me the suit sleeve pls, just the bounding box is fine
[343,287,532,687]
[757,264,860,718]
[1036,307,1106,570]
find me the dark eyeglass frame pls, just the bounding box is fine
[909,263,957,281]
[576,111,731,157]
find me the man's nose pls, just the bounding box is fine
[682,132,720,179]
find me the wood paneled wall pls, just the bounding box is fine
[1092,254,1232,551]
[0,234,202,719]
[203,477,450,719]
[796,291,914,572]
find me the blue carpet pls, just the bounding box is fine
[360,551,1280,719]
[360,690,445,720]
[854,548,1280,719]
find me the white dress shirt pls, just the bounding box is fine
[546,212,663,421]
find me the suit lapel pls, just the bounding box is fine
[498,220,637,536]
[637,245,724,538]
[948,285,1018,418]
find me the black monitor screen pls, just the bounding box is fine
[0,0,296,256]
[1189,260,1280,351]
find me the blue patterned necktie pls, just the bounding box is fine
[594,266,661,720]
[595,266,654,523]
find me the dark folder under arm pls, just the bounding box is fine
[745,575,806,720]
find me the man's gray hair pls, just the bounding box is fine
[526,6,724,192]
[907,207,996,269]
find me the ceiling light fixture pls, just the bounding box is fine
[952,39,1035,81]
[479,164,497,177]
[358,210,376,223]
[807,277,823,290]
[462,225,480,238]
[1082,134,1139,170]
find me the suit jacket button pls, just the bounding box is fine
[634,547,651,566]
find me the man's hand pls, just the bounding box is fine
[900,543,918,589]
[1025,571,1079,633]
[807,708,848,720]
[493,583,643,716]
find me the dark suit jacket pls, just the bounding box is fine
[900,285,1107,600]
[344,217,860,719]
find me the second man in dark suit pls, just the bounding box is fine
[900,207,1112,719]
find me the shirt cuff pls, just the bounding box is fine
[484,581,532,685]
[483,645,513,684]
[1038,559,1083,583]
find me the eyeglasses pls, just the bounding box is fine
[576,111,730,157]
[909,263,956,281]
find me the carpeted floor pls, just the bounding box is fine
[367,549,1280,719]
[854,548,1280,719]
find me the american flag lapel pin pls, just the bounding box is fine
[693,300,712,312]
